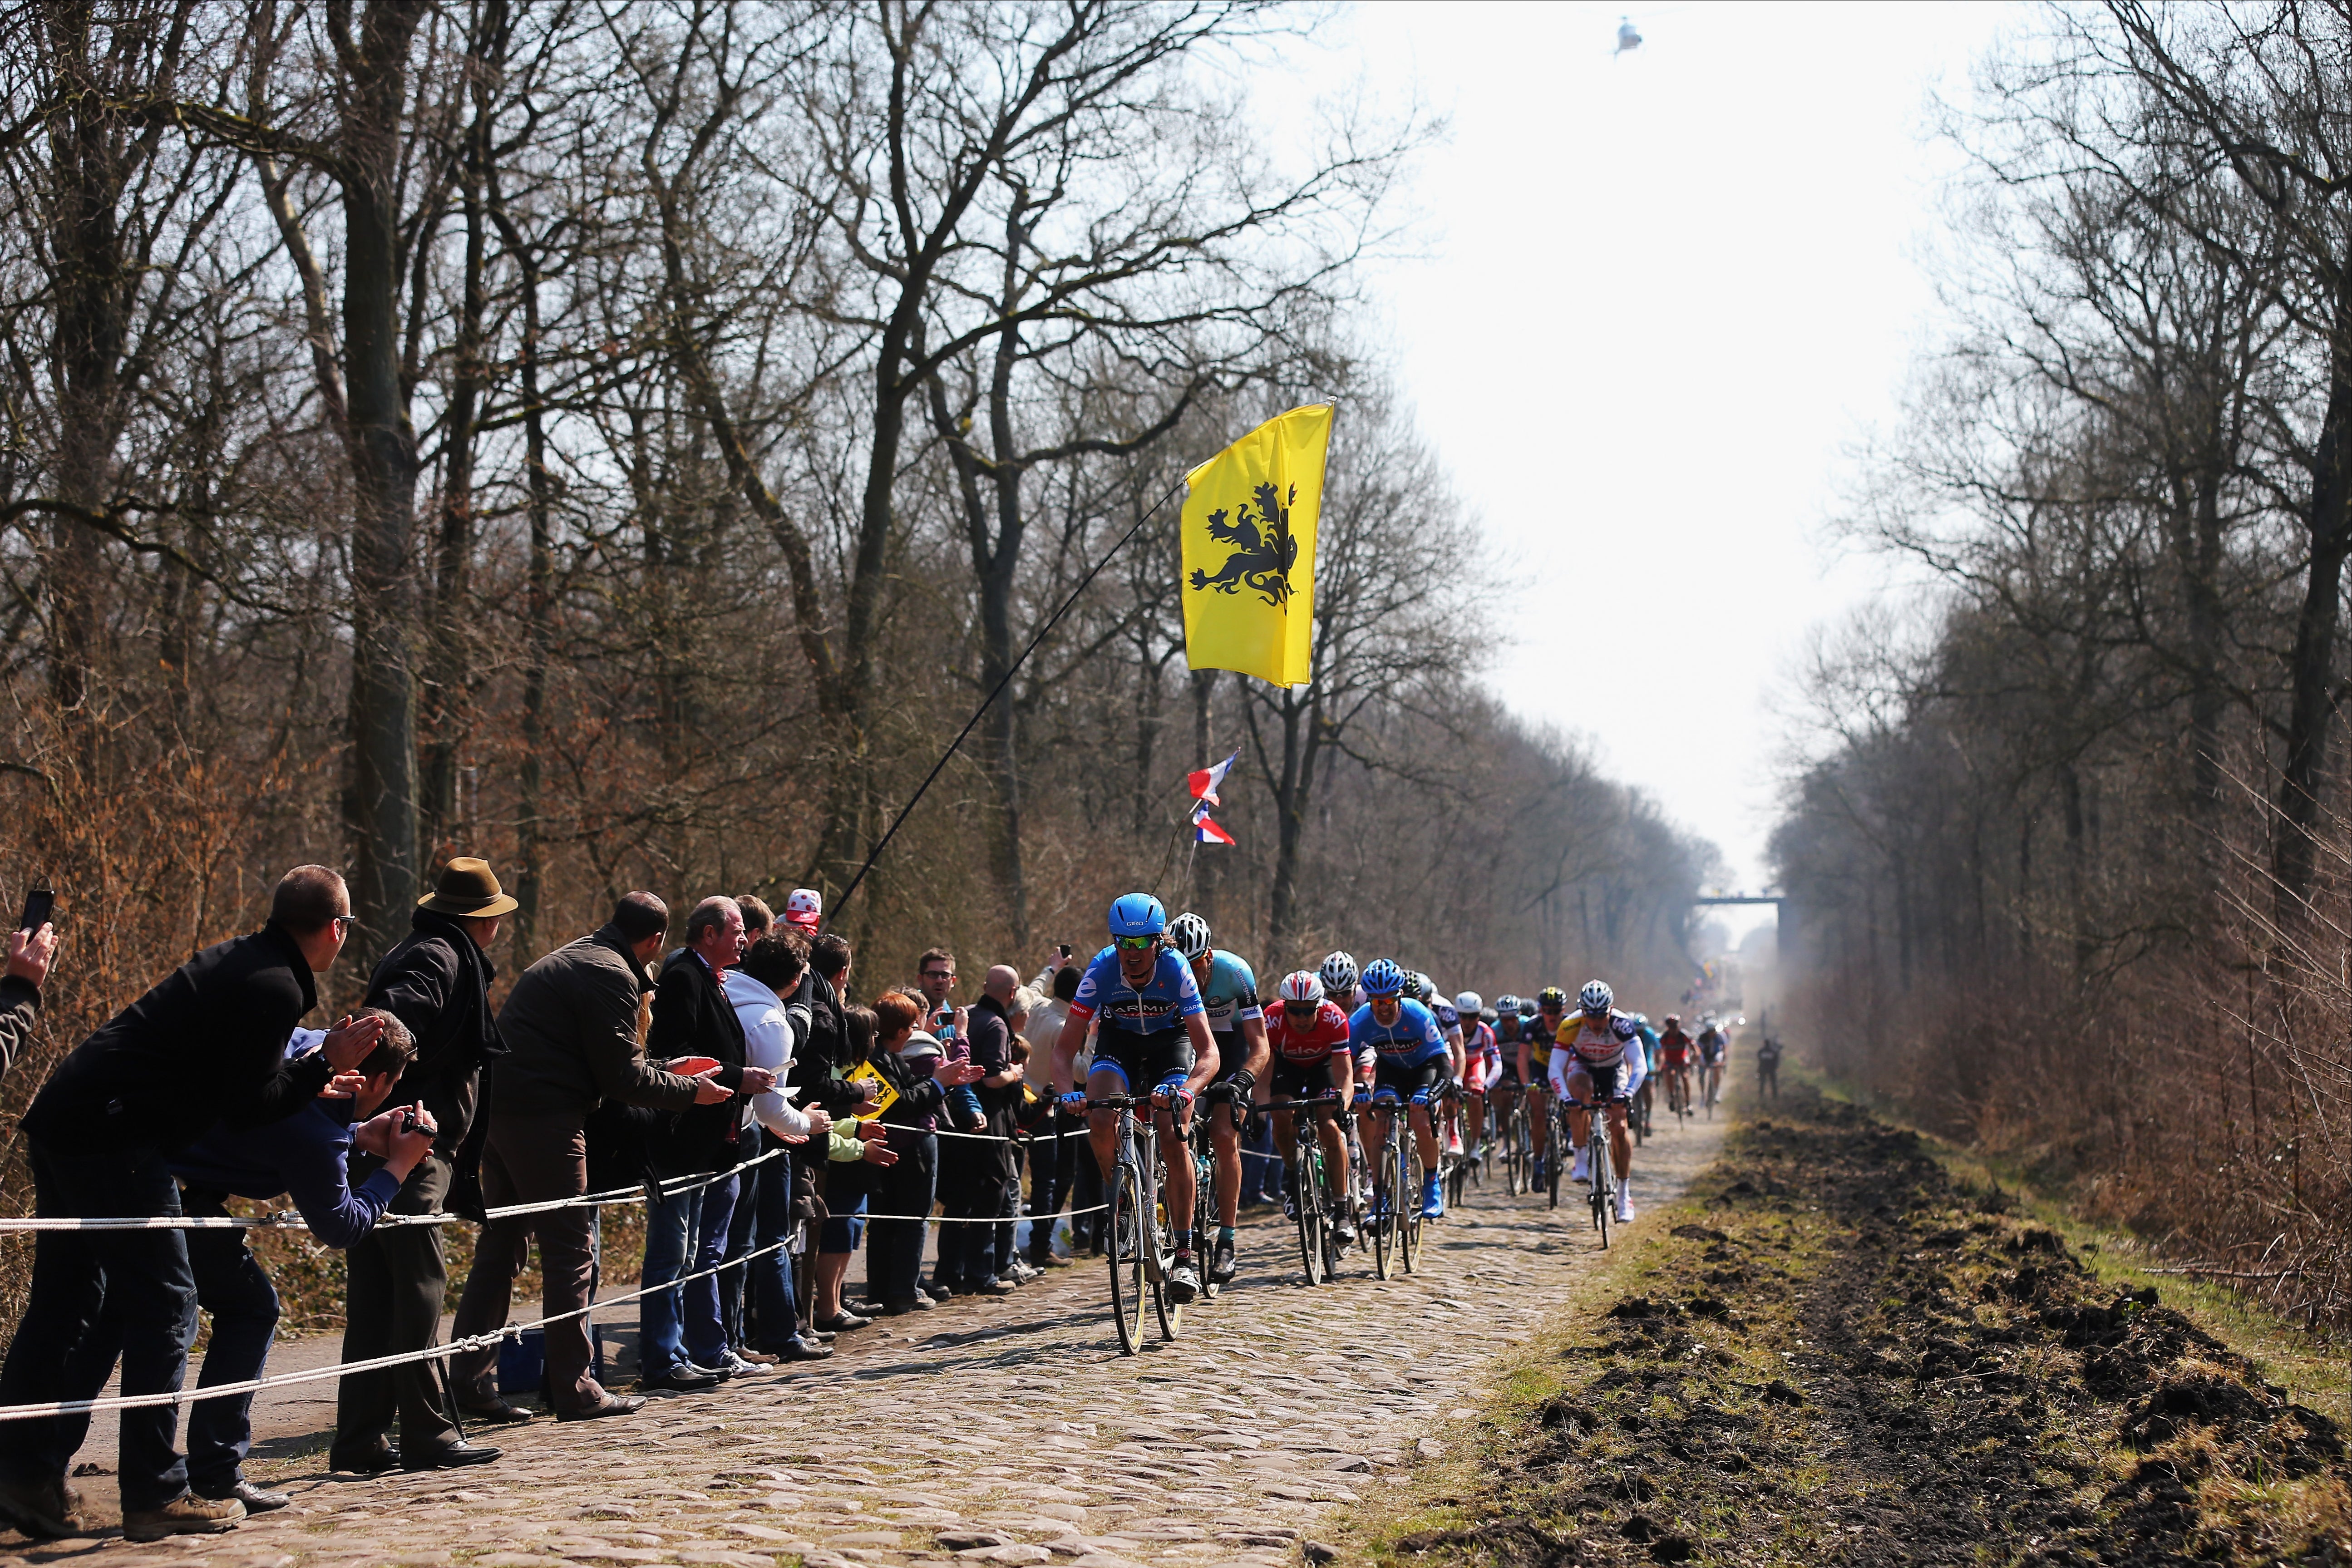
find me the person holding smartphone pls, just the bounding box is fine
[0,883,59,1081]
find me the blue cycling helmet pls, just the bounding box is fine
[1361,958,1407,997]
[1108,892,1167,938]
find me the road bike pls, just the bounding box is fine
[1088,1094,1186,1354]
[1267,1092,1349,1285]
[1664,1064,1693,1126]
[1701,1056,1723,1119]
[1439,1081,1475,1210]
[1563,1095,1621,1249]
[1495,1091,1529,1196]
[1186,1085,1241,1302]
[1361,1097,1429,1280]
[1630,1074,1654,1146]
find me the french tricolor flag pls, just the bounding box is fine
[1192,800,1237,846]
[1188,750,1238,806]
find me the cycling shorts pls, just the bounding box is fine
[1372,1055,1447,1105]
[1564,1060,1626,1104]
[1271,1057,1342,1101]
[1090,1025,1193,1098]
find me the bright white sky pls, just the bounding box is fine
[1312,0,2022,937]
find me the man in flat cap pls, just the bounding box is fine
[331,858,517,1474]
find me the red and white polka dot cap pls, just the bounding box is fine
[784,888,822,932]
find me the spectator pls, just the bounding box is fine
[736,895,774,940]
[640,897,776,1390]
[810,1004,897,1331]
[1020,965,1085,1267]
[0,865,382,1543]
[790,932,866,1130]
[915,946,966,1046]
[447,893,728,1425]
[0,918,58,1079]
[858,991,983,1315]
[154,1011,434,1512]
[782,888,823,936]
[720,932,833,1363]
[933,965,1025,1297]
[334,858,516,1474]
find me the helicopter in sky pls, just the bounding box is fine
[1614,16,1642,56]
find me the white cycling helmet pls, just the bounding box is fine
[1277,971,1324,1005]
[1166,911,1213,962]
[1454,991,1483,1016]
[1319,951,1359,994]
[1578,979,1614,1016]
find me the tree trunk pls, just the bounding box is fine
[419,58,491,856]
[41,0,137,735]
[1264,686,1310,952]
[2272,279,2352,923]
[338,0,430,948]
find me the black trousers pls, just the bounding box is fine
[335,1154,458,1456]
[0,1139,197,1509]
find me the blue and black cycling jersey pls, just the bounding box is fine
[1196,949,1262,1037]
[1068,945,1204,1035]
[1348,999,1447,1069]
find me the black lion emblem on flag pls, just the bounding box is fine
[1188,481,1299,608]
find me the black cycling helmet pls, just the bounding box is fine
[1537,986,1568,1009]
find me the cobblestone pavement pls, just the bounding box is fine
[16,1117,1725,1568]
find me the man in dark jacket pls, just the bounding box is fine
[933,968,1022,1297]
[638,897,774,1388]
[331,858,517,1474]
[448,894,731,1422]
[0,866,381,1544]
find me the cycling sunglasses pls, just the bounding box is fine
[1113,934,1159,952]
[1282,999,1319,1013]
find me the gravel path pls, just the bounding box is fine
[13,1114,1725,1568]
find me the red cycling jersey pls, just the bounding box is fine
[1658,1026,1694,1066]
[1266,999,1352,1065]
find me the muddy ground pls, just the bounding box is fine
[1371,1085,2352,1568]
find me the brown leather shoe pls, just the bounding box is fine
[123,1491,243,1541]
[732,1348,781,1366]
[557,1393,646,1422]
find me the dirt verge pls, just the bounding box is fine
[1364,1084,2352,1568]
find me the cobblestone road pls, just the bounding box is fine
[16,1116,1724,1568]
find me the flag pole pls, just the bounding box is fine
[831,470,1190,916]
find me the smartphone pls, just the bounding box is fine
[17,883,53,933]
[1057,943,1071,960]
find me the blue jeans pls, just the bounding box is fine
[0,1139,198,1508]
[682,1174,739,1366]
[640,1181,729,1376]
[178,1189,279,1494]
[731,1151,800,1351]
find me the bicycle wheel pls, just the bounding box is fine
[1108,1161,1144,1356]
[1151,1151,1183,1341]
[1371,1131,1395,1279]
[1592,1131,1613,1249]
[1400,1129,1427,1275]
[1294,1134,1325,1287]
[1513,1105,1531,1196]
[1546,1109,1563,1210]
[1193,1139,1220,1302]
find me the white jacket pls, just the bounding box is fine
[724,969,814,1141]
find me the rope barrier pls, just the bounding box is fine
[0,1198,1120,1421]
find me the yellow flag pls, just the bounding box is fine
[1180,404,1332,687]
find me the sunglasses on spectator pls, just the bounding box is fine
[1114,934,1158,952]
[332,915,359,935]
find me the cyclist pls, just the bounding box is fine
[1487,994,1525,1176]
[1322,951,1376,1095]
[1696,1015,1728,1109]
[1455,991,1496,1162]
[1548,980,1645,1224]
[1630,1012,1661,1134]
[1264,971,1357,1244]
[1349,960,1449,1219]
[1411,972,1467,1159]
[1527,986,1571,1188]
[1050,894,1220,1302]
[1164,912,1267,1287]
[1656,1014,1694,1115]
